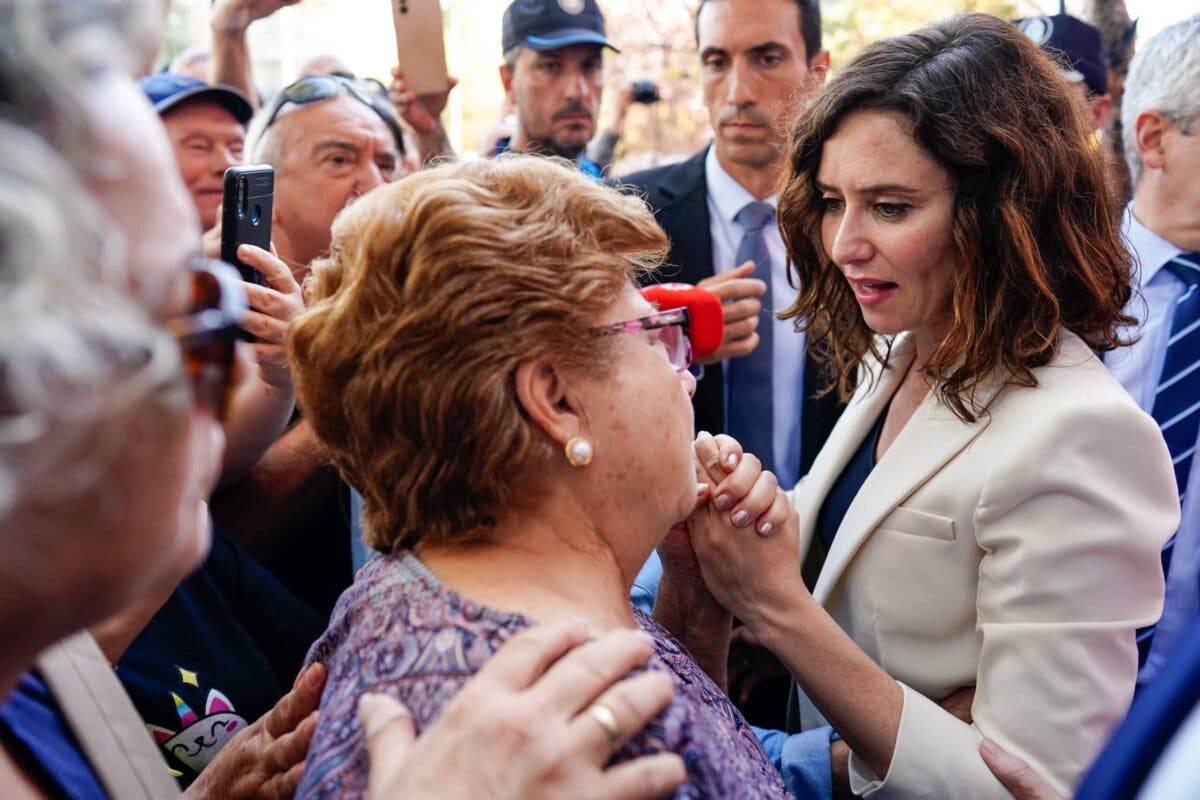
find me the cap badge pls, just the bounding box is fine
[1018,16,1053,46]
[558,0,584,14]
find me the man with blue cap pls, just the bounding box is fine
[496,0,618,176]
[139,74,254,233]
[1015,13,1112,131]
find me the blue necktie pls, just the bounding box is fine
[1154,253,1200,574]
[1138,252,1200,669]
[726,201,776,474]
[1154,254,1200,496]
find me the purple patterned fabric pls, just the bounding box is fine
[296,550,792,799]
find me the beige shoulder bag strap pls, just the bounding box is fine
[36,632,181,800]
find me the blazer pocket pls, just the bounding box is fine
[875,506,956,542]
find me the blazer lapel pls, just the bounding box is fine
[795,336,915,564]
[652,147,714,287]
[645,148,724,435]
[809,337,994,604]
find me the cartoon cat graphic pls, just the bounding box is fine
[148,686,248,774]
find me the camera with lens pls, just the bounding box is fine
[630,79,660,104]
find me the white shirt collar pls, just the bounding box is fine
[1124,203,1185,287]
[704,145,777,223]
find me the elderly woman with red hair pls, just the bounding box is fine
[290,155,795,799]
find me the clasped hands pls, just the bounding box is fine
[677,432,806,635]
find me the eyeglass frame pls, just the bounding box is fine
[260,74,407,157]
[591,306,693,374]
[164,258,247,419]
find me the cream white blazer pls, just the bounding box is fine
[790,331,1179,798]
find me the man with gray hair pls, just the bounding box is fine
[1105,12,1200,686]
[208,81,407,617]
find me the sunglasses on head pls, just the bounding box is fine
[261,75,407,156]
[164,259,246,420]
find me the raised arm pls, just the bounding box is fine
[209,0,300,108]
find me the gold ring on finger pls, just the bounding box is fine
[584,702,621,744]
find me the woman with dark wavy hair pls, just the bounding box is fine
[681,12,1179,798]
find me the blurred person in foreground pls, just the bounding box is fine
[671,12,1177,798]
[0,0,322,796]
[0,1,683,798]
[289,155,796,799]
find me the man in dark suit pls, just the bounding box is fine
[625,0,840,736]
[623,0,837,485]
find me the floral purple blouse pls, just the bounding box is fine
[296,550,792,799]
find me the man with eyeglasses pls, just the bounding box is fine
[495,0,615,177]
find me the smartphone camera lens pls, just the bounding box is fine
[250,205,261,225]
[236,177,247,218]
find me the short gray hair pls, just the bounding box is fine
[0,0,186,530]
[249,109,286,172]
[1121,13,1200,186]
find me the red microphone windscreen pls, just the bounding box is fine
[640,283,724,360]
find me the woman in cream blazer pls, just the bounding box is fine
[788,329,1175,797]
[681,14,1179,799]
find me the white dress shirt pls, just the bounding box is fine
[704,146,806,487]
[1112,205,1200,683]
[1137,679,1200,797]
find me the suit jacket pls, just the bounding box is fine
[790,331,1179,798]
[622,148,843,477]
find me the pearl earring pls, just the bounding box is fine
[564,436,593,467]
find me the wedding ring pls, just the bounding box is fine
[584,702,621,744]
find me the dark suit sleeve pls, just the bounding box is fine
[622,152,727,435]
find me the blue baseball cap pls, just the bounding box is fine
[1015,14,1109,96]
[502,0,619,54]
[139,74,254,125]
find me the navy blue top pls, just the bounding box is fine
[814,412,887,550]
[0,671,108,800]
[116,524,325,788]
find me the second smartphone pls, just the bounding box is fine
[221,164,274,286]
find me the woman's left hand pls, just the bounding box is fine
[687,432,806,628]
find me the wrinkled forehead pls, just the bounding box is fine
[273,94,397,152]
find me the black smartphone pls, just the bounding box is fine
[221,165,273,286]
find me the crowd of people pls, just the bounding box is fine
[1,0,1199,798]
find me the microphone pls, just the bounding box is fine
[640,283,724,360]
